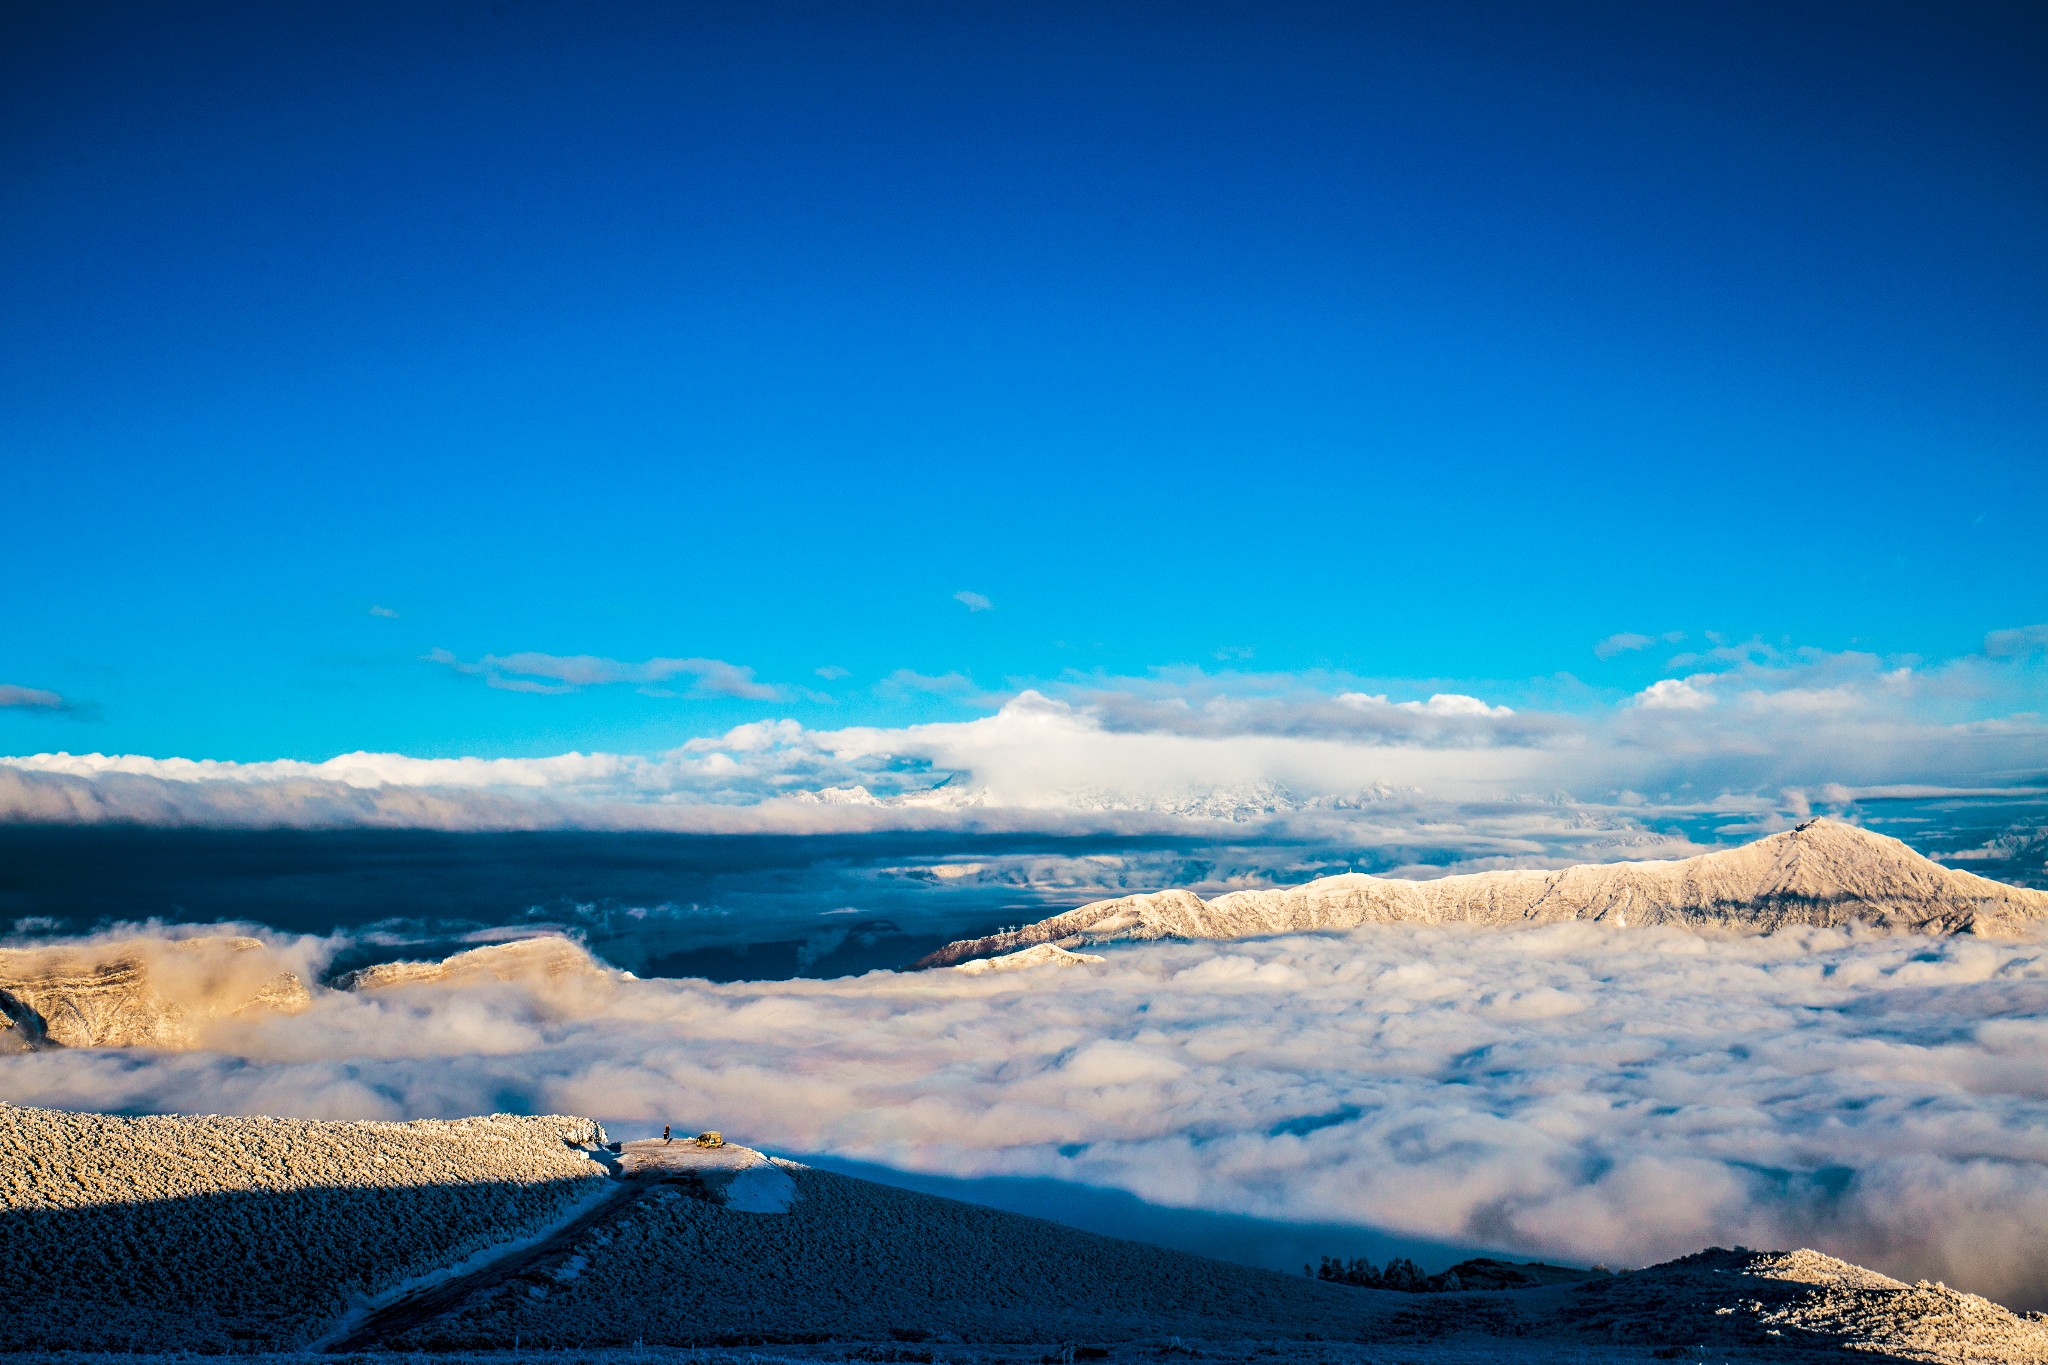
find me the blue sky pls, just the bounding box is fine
[3,0,2044,766]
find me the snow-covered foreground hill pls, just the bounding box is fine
[916,819,2048,967]
[3,1104,2046,1362]
[0,1106,606,1350]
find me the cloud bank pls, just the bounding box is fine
[6,921,2047,1310]
[2,635,2044,883]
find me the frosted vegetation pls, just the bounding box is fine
[0,1105,603,1351]
[380,1164,2048,1360]
[3,1104,2045,1361]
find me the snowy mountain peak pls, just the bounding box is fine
[914,818,2048,968]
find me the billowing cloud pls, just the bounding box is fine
[1634,678,1714,710]
[427,649,781,700]
[953,591,993,612]
[2,642,2044,885]
[1070,678,1551,747]
[5,921,2047,1310]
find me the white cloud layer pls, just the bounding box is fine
[6,921,2047,1309]
[2,637,2044,871]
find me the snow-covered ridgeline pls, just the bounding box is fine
[916,818,2048,967]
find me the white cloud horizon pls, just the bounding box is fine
[0,638,2042,880]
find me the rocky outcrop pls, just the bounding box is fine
[333,935,611,992]
[0,933,615,1053]
[0,936,311,1049]
[916,819,2048,968]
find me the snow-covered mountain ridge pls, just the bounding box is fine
[915,818,2048,968]
[788,777,1410,822]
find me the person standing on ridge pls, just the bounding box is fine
[662,1124,671,1144]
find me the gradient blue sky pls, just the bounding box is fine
[4,0,2044,762]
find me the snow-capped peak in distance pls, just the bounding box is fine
[913,819,2048,968]
[785,778,1409,822]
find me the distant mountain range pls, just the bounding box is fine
[8,819,2046,1050]
[789,777,1411,821]
[916,819,2048,968]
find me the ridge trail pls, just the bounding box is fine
[320,1140,788,1352]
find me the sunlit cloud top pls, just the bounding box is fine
[6,632,2044,884]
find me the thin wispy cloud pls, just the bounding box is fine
[876,669,986,701]
[1595,630,1685,660]
[0,685,72,712]
[1987,624,2048,659]
[426,649,782,700]
[953,591,993,613]
[368,605,399,619]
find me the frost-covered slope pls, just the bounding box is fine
[917,819,2048,967]
[4,1103,2046,1361]
[361,1169,2048,1361]
[380,1162,1400,1350]
[952,943,1106,974]
[0,1104,606,1351]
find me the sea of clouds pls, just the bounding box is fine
[7,919,2047,1310]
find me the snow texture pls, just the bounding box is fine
[952,944,1107,974]
[6,823,2048,1314]
[335,935,613,992]
[0,1104,605,1350]
[917,819,2048,967]
[618,1135,800,1212]
[3,1105,2048,1359]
